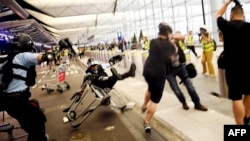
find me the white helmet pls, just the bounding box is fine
[87,58,99,67]
[200,25,207,31]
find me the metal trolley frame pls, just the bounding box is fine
[41,63,70,93]
[62,74,134,128]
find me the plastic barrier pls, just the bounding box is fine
[218,69,228,98]
[184,50,191,64]
[141,51,148,66]
[131,50,137,64]
[123,51,130,69]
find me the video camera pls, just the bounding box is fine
[58,38,72,51]
[58,38,77,55]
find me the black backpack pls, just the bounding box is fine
[212,39,217,51]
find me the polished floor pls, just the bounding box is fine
[0,47,234,141]
[83,47,234,141]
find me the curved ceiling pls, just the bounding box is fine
[0,0,118,46]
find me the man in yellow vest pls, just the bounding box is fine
[143,35,150,51]
[175,31,190,63]
[185,30,200,59]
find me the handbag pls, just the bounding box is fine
[186,63,197,78]
[179,63,197,84]
[217,51,225,69]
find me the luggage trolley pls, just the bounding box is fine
[62,73,134,128]
[41,63,70,93]
[0,111,28,140]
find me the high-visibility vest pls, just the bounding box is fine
[201,38,214,52]
[178,40,186,51]
[144,40,150,50]
[186,35,194,46]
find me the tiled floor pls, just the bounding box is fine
[82,47,234,141]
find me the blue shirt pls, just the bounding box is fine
[6,52,39,93]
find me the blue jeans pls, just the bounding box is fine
[166,64,201,106]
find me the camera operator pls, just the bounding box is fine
[198,25,215,78]
[0,33,56,141]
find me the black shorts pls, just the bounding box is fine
[144,75,165,103]
[226,69,250,100]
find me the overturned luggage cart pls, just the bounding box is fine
[41,63,70,93]
[62,73,135,128]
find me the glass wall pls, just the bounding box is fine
[95,0,250,46]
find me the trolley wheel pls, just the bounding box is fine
[57,89,63,93]
[57,85,63,93]
[101,95,111,106]
[67,111,77,121]
[64,82,70,89]
[47,89,54,93]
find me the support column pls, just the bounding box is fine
[209,0,221,42]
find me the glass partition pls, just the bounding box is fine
[95,0,250,46]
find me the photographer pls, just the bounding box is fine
[216,0,250,125]
[198,25,215,78]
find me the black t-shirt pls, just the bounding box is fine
[143,38,175,79]
[217,17,250,71]
[217,17,250,88]
[85,65,107,77]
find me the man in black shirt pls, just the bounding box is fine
[217,0,250,125]
[141,22,176,132]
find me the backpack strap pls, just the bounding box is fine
[11,64,29,81]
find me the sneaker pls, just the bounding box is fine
[128,63,136,77]
[110,68,122,80]
[143,122,151,133]
[194,104,208,111]
[244,117,250,125]
[182,102,189,110]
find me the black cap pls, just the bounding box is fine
[158,22,173,36]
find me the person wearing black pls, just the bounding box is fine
[217,0,250,125]
[84,58,136,89]
[118,38,127,52]
[141,22,176,132]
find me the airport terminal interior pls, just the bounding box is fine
[0,0,250,141]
